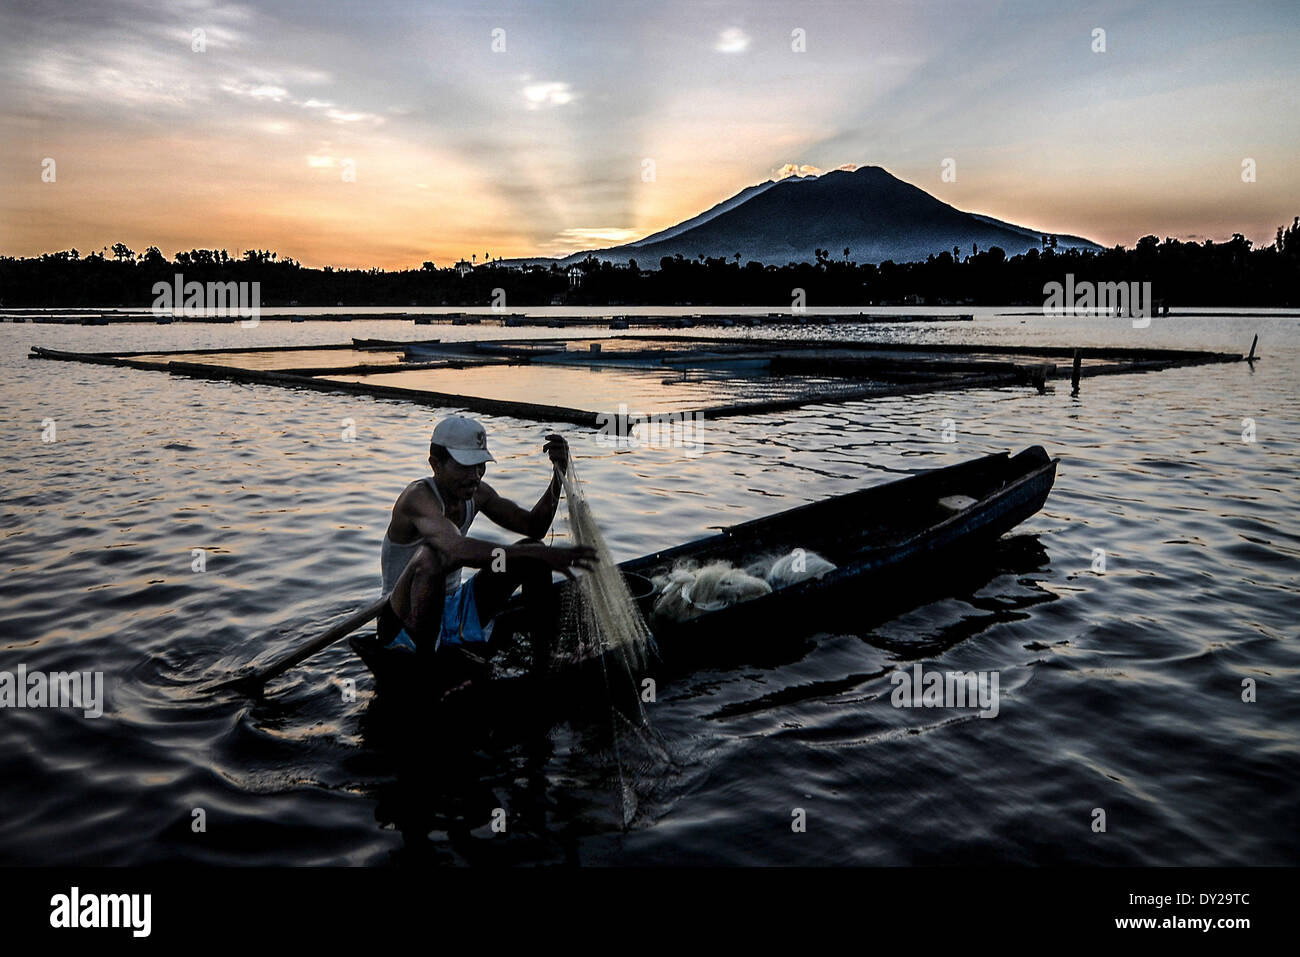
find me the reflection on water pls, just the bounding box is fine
[354,666,676,865]
[327,362,873,416]
[1,314,1297,865]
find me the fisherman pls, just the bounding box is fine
[365,415,595,694]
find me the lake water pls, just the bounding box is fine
[1,310,1296,865]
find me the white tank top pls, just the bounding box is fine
[380,476,476,596]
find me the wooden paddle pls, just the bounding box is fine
[211,595,389,695]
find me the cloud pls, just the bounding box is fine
[248,85,289,100]
[715,27,750,53]
[324,108,383,125]
[523,81,576,109]
[23,47,201,109]
[539,226,641,256]
[220,79,285,99]
[773,163,823,179]
[220,79,383,124]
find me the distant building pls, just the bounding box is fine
[455,260,473,277]
[567,264,586,288]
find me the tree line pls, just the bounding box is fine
[2,221,1297,308]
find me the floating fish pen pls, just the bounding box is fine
[29,334,1244,427]
[496,312,974,329]
[3,308,973,327]
[1,309,427,324]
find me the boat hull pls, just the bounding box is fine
[488,446,1056,675]
[613,446,1055,666]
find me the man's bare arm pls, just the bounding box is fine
[477,433,569,538]
[477,476,561,540]
[404,489,593,578]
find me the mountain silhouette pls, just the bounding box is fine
[526,165,1100,267]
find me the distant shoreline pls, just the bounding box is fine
[2,306,1300,321]
[3,225,1298,310]
[5,306,1300,325]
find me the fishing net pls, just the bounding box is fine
[649,550,838,623]
[553,454,669,828]
[555,457,656,672]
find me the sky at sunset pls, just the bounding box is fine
[2,0,1298,269]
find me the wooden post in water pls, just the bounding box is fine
[1246,334,1258,364]
[1070,350,1081,396]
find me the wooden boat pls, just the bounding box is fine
[403,341,454,360]
[616,445,1057,668]
[353,447,1057,689]
[475,341,568,357]
[351,337,440,350]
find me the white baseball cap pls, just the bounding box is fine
[431,415,495,466]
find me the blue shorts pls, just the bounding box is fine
[436,579,495,649]
[379,577,493,654]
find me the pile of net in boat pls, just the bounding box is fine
[554,457,656,672]
[650,549,837,623]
